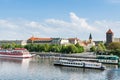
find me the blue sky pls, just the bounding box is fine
[0,0,120,40]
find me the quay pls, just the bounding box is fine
[31,52,120,64]
[31,52,98,62]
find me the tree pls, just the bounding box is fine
[90,46,96,52]
[107,42,120,50]
[96,42,106,54]
[43,44,49,52]
[23,44,84,53]
[67,45,78,53]
[75,43,84,53]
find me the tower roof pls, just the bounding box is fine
[89,33,92,40]
[106,29,113,34]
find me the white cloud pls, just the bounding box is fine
[70,12,97,31]
[0,12,120,40]
[0,19,18,29]
[46,12,98,38]
[92,20,120,40]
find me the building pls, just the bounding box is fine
[68,38,80,44]
[89,33,92,43]
[83,33,95,51]
[0,40,27,46]
[27,36,52,44]
[60,38,69,45]
[27,36,70,45]
[51,38,61,44]
[52,38,69,45]
[94,41,104,46]
[106,29,114,44]
[106,29,120,43]
[114,38,120,42]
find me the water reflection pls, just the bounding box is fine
[0,57,31,69]
[104,64,119,69]
[0,57,31,80]
[55,66,103,73]
[0,57,120,80]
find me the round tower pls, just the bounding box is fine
[106,29,113,44]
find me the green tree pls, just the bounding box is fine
[90,46,96,52]
[67,45,78,53]
[107,42,120,50]
[75,43,84,53]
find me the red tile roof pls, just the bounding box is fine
[28,36,52,41]
[106,29,113,34]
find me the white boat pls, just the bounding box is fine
[0,48,34,58]
[54,59,106,70]
[96,55,119,64]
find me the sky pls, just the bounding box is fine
[0,0,120,41]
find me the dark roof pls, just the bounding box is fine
[89,33,92,39]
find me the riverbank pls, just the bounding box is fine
[32,52,120,65]
[31,52,96,58]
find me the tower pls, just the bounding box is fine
[89,33,92,43]
[106,29,113,44]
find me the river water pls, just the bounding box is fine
[0,56,120,80]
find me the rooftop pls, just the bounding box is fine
[106,29,113,34]
[28,36,52,41]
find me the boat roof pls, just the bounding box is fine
[97,55,119,59]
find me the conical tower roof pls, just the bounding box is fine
[89,33,92,40]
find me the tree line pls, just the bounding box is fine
[0,43,84,54]
[90,42,120,56]
[24,43,84,53]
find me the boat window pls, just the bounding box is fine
[97,55,119,60]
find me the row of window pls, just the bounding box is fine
[59,61,100,67]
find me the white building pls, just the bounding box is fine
[60,39,69,45]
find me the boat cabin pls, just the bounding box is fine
[96,55,119,64]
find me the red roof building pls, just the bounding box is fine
[106,29,114,44]
[27,36,52,44]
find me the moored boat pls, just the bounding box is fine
[54,59,106,70]
[0,48,33,58]
[96,55,119,64]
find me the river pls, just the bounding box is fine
[0,56,120,80]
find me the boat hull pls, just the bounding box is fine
[54,63,105,70]
[54,60,105,70]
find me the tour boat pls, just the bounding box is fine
[54,59,106,70]
[0,48,33,58]
[96,55,119,64]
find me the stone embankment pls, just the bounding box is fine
[31,52,98,62]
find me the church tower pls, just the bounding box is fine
[106,29,113,44]
[89,33,92,43]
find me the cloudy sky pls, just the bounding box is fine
[0,0,120,40]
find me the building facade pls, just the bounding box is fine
[27,36,52,44]
[113,38,120,42]
[68,38,80,44]
[0,40,27,46]
[106,29,114,44]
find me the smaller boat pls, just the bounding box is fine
[96,55,119,64]
[54,58,106,70]
[0,48,34,58]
